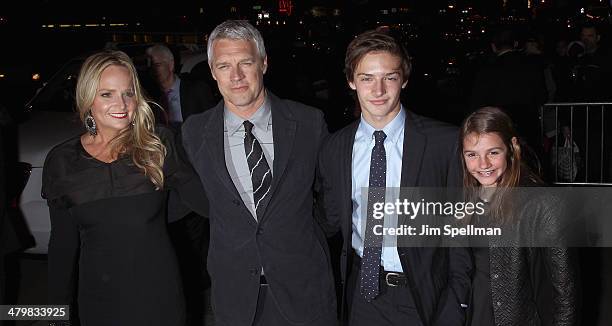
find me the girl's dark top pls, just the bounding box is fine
[468,173,578,326]
[469,203,495,326]
[42,127,206,326]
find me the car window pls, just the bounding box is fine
[25,44,208,114]
[26,59,82,113]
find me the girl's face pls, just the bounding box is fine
[463,132,511,188]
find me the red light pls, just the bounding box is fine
[278,0,293,16]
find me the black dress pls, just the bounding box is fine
[42,127,206,326]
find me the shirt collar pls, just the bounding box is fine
[355,106,406,145]
[224,94,271,136]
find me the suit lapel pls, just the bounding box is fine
[400,111,426,187]
[257,93,296,221]
[202,103,253,223]
[397,111,426,241]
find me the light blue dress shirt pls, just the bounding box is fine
[223,97,274,220]
[351,108,406,272]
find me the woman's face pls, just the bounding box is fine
[90,64,136,136]
[462,132,511,188]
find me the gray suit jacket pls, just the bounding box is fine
[181,92,337,326]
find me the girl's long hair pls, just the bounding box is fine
[459,107,541,224]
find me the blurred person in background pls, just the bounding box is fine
[470,27,548,153]
[560,23,612,182]
[145,44,216,129]
[570,22,612,101]
[0,124,5,309]
[0,104,25,317]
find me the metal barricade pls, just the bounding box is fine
[541,103,612,185]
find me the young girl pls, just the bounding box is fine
[460,107,578,326]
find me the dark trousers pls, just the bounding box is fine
[253,284,290,326]
[253,282,338,326]
[348,255,422,326]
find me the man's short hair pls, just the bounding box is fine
[207,20,266,65]
[491,28,517,50]
[344,29,411,83]
[145,44,174,63]
[580,21,599,34]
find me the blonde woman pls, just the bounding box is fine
[42,50,205,325]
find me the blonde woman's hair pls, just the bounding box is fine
[76,50,166,188]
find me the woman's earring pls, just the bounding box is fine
[85,111,97,136]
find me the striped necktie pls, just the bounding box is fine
[243,120,272,220]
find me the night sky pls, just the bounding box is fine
[1,0,590,23]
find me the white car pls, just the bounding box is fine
[17,45,208,253]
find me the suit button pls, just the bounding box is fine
[257,228,264,235]
[493,274,499,279]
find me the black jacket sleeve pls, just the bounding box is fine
[42,145,80,313]
[534,194,580,325]
[47,204,79,309]
[159,127,209,220]
[313,109,343,238]
[433,145,473,326]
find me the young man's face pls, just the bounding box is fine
[349,51,407,128]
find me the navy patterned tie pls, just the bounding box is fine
[243,121,272,220]
[360,130,387,302]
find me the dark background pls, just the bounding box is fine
[1,1,612,325]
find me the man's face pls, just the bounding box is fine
[210,38,267,117]
[148,52,174,87]
[349,51,407,127]
[580,27,600,53]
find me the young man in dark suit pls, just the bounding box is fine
[317,29,472,326]
[181,20,337,326]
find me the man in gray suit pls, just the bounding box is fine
[181,20,337,326]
